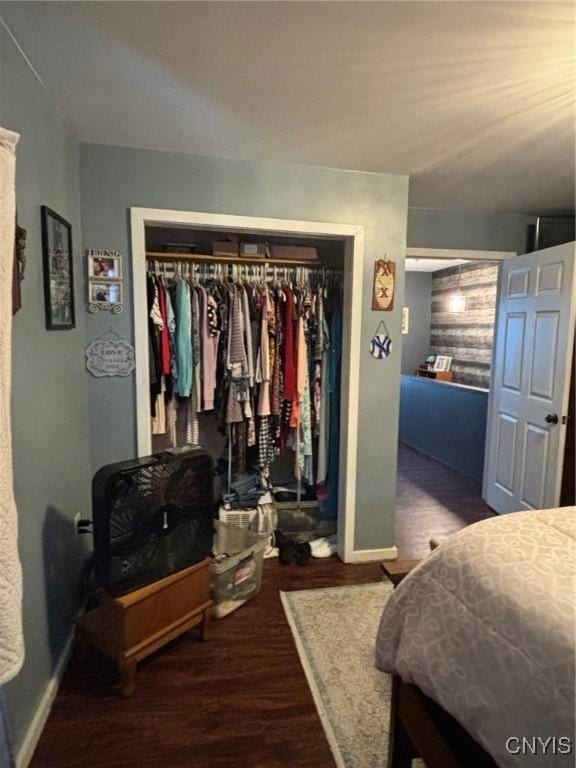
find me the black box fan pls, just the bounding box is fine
[92,448,215,596]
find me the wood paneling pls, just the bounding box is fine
[430,262,498,388]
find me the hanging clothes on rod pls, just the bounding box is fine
[146,258,343,518]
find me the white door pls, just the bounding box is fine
[484,242,576,514]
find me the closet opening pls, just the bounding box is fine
[131,209,365,563]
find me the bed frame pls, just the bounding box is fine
[382,562,498,768]
[388,675,498,768]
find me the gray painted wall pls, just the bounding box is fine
[401,273,432,375]
[399,376,488,481]
[79,144,409,551]
[408,207,536,254]
[0,24,91,754]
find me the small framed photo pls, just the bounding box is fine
[90,281,123,305]
[41,206,75,330]
[434,355,452,372]
[89,253,122,280]
[402,306,410,335]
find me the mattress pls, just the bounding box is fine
[376,507,576,767]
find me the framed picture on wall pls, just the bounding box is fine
[88,252,122,279]
[89,281,123,306]
[41,206,75,330]
[434,355,452,372]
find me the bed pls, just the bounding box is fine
[376,507,576,768]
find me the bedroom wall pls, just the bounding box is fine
[79,143,409,553]
[401,272,432,375]
[407,207,536,254]
[0,21,91,758]
[430,261,498,388]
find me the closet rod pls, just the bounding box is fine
[146,251,332,268]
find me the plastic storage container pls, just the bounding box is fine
[210,520,269,618]
[275,500,336,542]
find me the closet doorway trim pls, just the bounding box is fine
[131,207,365,564]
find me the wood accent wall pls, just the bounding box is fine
[430,262,498,388]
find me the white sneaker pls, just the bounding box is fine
[310,535,337,558]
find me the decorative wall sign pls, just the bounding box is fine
[369,320,393,360]
[86,329,135,377]
[372,259,395,311]
[41,206,75,329]
[402,306,410,335]
[87,249,124,314]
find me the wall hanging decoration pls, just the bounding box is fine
[369,319,393,359]
[41,206,75,330]
[87,249,124,313]
[86,329,135,377]
[402,306,410,335]
[12,215,26,316]
[372,258,395,311]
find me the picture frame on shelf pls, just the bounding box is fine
[41,206,75,330]
[434,355,452,372]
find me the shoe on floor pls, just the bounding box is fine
[310,535,337,558]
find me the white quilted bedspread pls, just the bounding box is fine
[376,507,575,767]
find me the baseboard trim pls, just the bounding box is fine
[15,630,75,768]
[349,545,398,563]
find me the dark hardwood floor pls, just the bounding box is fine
[31,559,383,768]
[30,444,494,767]
[395,442,495,560]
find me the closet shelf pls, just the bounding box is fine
[146,251,324,268]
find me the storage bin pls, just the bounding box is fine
[210,520,269,618]
[240,242,267,258]
[275,500,336,542]
[269,245,319,262]
[212,240,239,257]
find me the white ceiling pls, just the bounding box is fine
[1,1,574,213]
[405,258,469,272]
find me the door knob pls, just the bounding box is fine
[545,413,559,425]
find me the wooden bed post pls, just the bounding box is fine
[388,675,418,768]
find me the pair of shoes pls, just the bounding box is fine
[274,530,311,565]
[310,535,337,558]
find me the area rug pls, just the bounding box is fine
[281,581,394,768]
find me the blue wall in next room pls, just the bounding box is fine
[399,375,488,482]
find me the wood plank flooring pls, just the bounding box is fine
[29,444,494,767]
[30,559,383,768]
[395,443,495,560]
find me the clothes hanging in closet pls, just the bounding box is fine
[146,263,342,516]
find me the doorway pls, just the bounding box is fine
[396,248,513,559]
